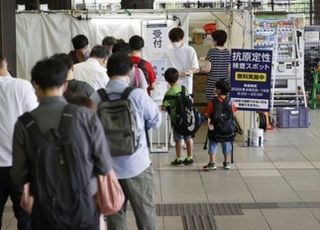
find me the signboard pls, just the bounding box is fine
[230,49,272,111]
[145,23,169,53]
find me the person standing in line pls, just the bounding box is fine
[129,35,157,95]
[112,42,148,92]
[102,36,117,54]
[202,79,237,170]
[201,30,231,102]
[0,56,38,230]
[73,45,111,91]
[162,68,194,166]
[91,53,161,230]
[51,53,95,98]
[11,57,114,230]
[68,34,89,64]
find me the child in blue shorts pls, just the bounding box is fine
[162,68,194,166]
[202,79,237,170]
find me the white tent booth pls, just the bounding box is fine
[16,9,252,152]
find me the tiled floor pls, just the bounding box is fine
[3,110,320,229]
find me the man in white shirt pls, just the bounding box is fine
[0,56,38,230]
[73,45,110,91]
[164,27,200,95]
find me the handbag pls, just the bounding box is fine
[96,170,125,216]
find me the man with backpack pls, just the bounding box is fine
[0,56,37,230]
[91,53,161,230]
[162,68,201,166]
[11,57,114,230]
[129,35,156,95]
[202,79,237,170]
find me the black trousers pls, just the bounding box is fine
[0,167,31,230]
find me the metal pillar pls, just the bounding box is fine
[315,0,320,25]
[0,0,16,76]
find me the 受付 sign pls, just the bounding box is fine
[145,23,168,53]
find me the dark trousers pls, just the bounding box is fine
[0,167,31,230]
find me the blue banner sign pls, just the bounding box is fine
[230,49,272,111]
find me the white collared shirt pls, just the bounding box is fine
[164,44,199,94]
[73,58,109,91]
[0,75,38,167]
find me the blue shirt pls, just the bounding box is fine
[91,79,161,179]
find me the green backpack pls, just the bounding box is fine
[97,87,139,157]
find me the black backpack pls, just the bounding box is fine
[164,86,201,136]
[19,105,97,230]
[208,97,236,142]
[97,87,139,157]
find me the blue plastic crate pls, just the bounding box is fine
[276,107,310,128]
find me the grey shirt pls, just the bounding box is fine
[11,96,113,195]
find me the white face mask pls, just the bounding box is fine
[172,41,183,48]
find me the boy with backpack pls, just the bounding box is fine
[202,79,237,170]
[162,68,201,166]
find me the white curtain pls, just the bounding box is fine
[16,11,249,80]
[16,13,155,80]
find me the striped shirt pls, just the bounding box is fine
[205,48,231,101]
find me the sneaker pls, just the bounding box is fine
[171,158,184,166]
[223,162,231,170]
[203,162,217,171]
[183,158,194,165]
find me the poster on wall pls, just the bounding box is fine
[151,59,167,82]
[230,49,272,111]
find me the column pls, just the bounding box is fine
[0,0,16,76]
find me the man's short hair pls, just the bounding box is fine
[50,53,73,70]
[129,35,144,51]
[107,53,133,77]
[102,36,117,46]
[71,34,89,50]
[112,42,131,55]
[168,27,184,42]
[116,38,126,44]
[211,30,227,46]
[31,58,68,90]
[215,79,231,95]
[164,68,179,84]
[89,45,111,59]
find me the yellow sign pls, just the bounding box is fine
[235,72,267,82]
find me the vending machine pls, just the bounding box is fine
[253,13,304,92]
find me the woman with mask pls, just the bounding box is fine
[164,27,199,97]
